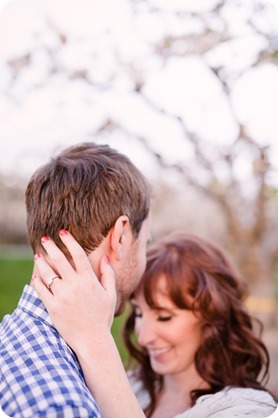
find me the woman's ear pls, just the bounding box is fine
[110,215,131,261]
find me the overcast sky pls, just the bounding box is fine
[0,0,278,184]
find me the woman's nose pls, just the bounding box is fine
[136,319,156,347]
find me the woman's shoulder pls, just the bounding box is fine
[176,387,277,418]
[127,373,277,418]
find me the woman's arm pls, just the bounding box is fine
[33,231,145,418]
[75,333,145,418]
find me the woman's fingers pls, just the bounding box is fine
[99,256,117,326]
[100,256,116,288]
[57,230,95,279]
[99,256,117,298]
[39,233,75,280]
[35,232,112,296]
[38,230,95,283]
[32,275,54,306]
[34,253,63,290]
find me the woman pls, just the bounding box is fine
[33,232,277,418]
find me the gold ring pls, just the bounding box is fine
[46,275,60,288]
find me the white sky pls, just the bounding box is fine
[0,0,277,184]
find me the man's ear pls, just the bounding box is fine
[110,215,131,261]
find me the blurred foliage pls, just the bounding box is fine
[0,257,32,319]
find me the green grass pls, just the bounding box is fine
[0,257,33,319]
[0,254,128,361]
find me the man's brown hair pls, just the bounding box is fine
[26,142,151,253]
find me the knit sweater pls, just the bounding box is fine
[130,375,277,418]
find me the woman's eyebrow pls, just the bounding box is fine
[153,305,175,313]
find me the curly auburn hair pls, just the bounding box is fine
[123,233,271,417]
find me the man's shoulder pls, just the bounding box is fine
[0,402,102,418]
[1,306,80,387]
[0,346,102,418]
[0,294,102,418]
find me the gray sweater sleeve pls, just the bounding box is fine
[176,387,277,418]
[129,371,277,418]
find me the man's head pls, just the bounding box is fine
[26,142,152,312]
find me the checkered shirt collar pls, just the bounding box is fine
[18,284,54,327]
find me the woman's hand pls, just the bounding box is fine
[33,230,145,418]
[32,229,117,356]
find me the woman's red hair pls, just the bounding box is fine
[123,234,271,417]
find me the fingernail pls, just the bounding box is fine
[41,236,50,244]
[59,229,68,236]
[104,255,110,264]
[34,253,42,260]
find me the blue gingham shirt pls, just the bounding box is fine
[0,285,103,418]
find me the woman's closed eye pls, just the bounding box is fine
[134,312,172,321]
[157,315,172,322]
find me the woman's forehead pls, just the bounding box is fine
[134,271,196,311]
[134,274,174,305]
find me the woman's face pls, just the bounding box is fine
[132,275,203,379]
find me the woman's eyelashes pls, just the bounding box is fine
[157,315,172,322]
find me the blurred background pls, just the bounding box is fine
[0,0,277,392]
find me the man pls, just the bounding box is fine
[0,142,151,417]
